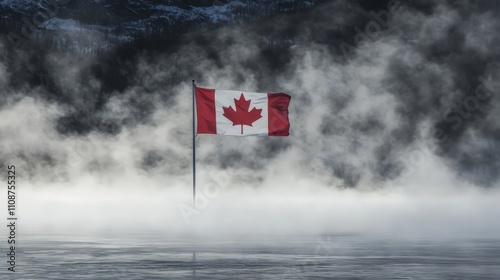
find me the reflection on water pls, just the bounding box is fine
[2,234,500,279]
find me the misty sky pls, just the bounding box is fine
[0,0,499,237]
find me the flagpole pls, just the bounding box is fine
[192,80,196,206]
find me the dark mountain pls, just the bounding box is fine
[1,0,319,50]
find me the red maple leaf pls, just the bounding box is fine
[223,93,263,134]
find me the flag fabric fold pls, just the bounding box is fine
[195,87,291,136]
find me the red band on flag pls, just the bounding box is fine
[268,93,291,136]
[196,87,216,134]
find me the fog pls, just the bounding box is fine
[1,0,499,238]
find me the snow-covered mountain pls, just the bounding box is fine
[1,0,319,48]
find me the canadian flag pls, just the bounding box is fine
[195,87,291,136]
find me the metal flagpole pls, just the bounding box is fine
[192,80,196,206]
[191,81,198,276]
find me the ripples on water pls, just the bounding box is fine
[3,235,500,279]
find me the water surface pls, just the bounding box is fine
[3,234,499,279]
